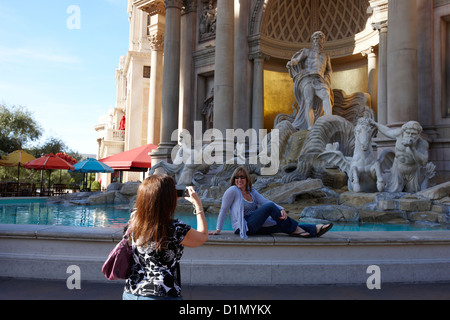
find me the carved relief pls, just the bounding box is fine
[150,32,164,50]
[199,0,217,42]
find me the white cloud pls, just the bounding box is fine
[0,47,82,65]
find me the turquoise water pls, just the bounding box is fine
[0,198,47,204]
[0,201,448,231]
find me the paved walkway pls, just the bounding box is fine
[1,277,449,300]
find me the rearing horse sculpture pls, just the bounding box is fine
[318,117,394,193]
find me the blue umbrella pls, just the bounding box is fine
[69,158,114,191]
[70,158,114,173]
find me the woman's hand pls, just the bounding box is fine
[279,209,288,220]
[181,186,208,248]
[184,186,202,211]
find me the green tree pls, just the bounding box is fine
[33,137,68,157]
[0,104,42,153]
[0,105,84,188]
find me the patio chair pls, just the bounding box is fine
[19,183,33,197]
[53,184,68,196]
[0,182,5,197]
[5,182,19,197]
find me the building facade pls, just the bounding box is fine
[96,0,450,187]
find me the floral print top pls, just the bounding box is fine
[124,219,191,298]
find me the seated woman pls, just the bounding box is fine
[209,166,333,240]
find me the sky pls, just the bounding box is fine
[0,0,130,155]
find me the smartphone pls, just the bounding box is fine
[176,188,187,197]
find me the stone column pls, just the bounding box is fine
[180,0,196,134]
[233,0,251,131]
[374,21,388,125]
[363,47,378,116]
[151,0,183,165]
[147,31,164,146]
[250,52,269,131]
[125,55,146,151]
[387,0,418,124]
[213,0,234,133]
[416,0,434,127]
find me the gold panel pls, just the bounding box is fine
[263,70,295,130]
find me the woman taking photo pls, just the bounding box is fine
[123,175,208,300]
[209,166,333,240]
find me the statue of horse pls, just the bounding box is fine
[318,117,394,193]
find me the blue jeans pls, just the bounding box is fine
[244,202,317,237]
[122,291,183,300]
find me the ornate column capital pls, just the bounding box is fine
[182,0,197,14]
[149,32,165,50]
[165,0,183,9]
[361,46,376,57]
[249,51,270,62]
[136,0,166,15]
[372,20,388,33]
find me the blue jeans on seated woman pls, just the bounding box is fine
[244,202,317,237]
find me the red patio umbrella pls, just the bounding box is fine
[24,154,75,194]
[24,154,75,170]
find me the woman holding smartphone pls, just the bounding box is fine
[122,174,208,300]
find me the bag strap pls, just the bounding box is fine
[123,224,132,245]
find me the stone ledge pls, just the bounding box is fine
[2,224,450,246]
[0,224,123,242]
[1,225,450,284]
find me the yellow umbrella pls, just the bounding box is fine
[0,150,36,194]
[0,150,35,167]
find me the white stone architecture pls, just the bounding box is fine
[96,0,450,186]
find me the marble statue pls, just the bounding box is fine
[202,88,214,130]
[317,118,436,193]
[149,132,213,187]
[318,117,394,192]
[287,31,333,130]
[149,134,185,181]
[281,115,356,184]
[369,119,435,193]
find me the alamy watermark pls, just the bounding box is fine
[366,265,381,290]
[66,5,81,30]
[66,265,81,290]
[170,121,280,176]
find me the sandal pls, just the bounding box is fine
[316,223,333,237]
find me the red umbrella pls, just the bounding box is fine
[24,154,75,170]
[24,154,75,195]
